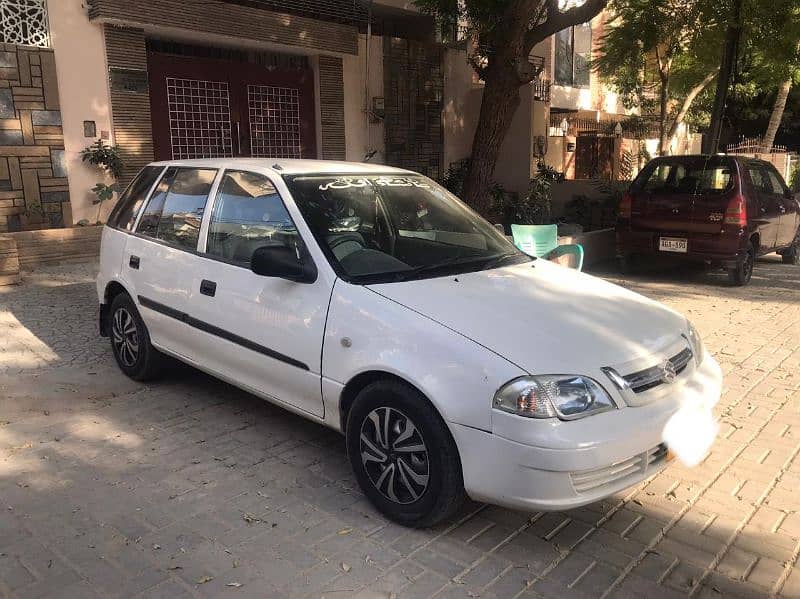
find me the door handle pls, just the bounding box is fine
[129,255,140,270]
[200,279,217,297]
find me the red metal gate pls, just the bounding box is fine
[147,52,317,161]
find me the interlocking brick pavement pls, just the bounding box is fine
[0,257,798,598]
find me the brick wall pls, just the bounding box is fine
[383,38,444,179]
[0,44,69,232]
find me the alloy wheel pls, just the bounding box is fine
[359,407,430,504]
[112,307,139,367]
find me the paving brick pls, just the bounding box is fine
[2,260,800,598]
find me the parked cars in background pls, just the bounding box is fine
[616,155,800,285]
[97,159,722,526]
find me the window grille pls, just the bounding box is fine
[0,0,50,48]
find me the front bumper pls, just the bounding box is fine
[450,355,722,512]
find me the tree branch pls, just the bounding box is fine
[666,68,719,144]
[524,0,608,54]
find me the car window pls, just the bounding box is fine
[136,167,217,251]
[636,159,733,195]
[748,166,773,194]
[285,174,526,282]
[107,166,163,231]
[206,170,299,267]
[764,166,788,196]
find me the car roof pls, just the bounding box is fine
[147,158,417,177]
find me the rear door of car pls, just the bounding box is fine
[745,163,781,252]
[631,160,695,233]
[187,169,328,418]
[125,165,218,360]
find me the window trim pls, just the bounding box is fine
[132,166,220,253]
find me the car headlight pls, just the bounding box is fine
[493,375,616,420]
[686,320,704,366]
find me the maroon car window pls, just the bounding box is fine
[634,158,733,195]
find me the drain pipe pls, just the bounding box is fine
[364,0,373,160]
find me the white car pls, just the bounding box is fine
[97,159,723,527]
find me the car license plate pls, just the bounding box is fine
[659,237,688,253]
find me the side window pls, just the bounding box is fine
[107,166,163,230]
[136,168,217,251]
[137,167,177,238]
[764,166,788,196]
[206,170,298,267]
[748,167,768,193]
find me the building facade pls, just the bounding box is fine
[0,0,673,234]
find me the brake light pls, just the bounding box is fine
[724,195,747,226]
[619,192,632,219]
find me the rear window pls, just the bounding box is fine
[633,158,734,195]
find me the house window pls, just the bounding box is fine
[0,0,50,48]
[555,22,591,88]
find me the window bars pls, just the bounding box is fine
[0,0,50,48]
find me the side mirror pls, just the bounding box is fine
[251,245,316,283]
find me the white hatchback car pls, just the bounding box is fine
[97,159,722,527]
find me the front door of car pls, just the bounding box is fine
[763,164,800,247]
[125,166,218,361]
[746,164,781,252]
[187,169,328,418]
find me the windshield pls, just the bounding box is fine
[284,174,530,283]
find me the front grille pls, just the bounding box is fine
[571,443,668,494]
[623,347,693,393]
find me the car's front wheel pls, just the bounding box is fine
[728,241,755,286]
[108,293,164,381]
[346,380,465,528]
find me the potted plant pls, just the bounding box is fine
[80,139,123,224]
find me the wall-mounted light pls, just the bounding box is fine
[614,122,623,138]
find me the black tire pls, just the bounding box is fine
[728,241,755,286]
[782,234,799,265]
[108,293,164,381]
[618,254,636,275]
[346,380,465,528]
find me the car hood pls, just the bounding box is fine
[367,260,687,374]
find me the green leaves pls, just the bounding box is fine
[80,139,124,180]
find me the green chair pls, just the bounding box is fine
[510,224,584,271]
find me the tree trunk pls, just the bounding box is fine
[704,0,742,154]
[658,71,671,156]
[666,69,718,148]
[763,78,792,151]
[461,71,522,214]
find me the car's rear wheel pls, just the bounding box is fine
[346,380,465,528]
[109,293,164,381]
[728,241,755,286]
[781,233,799,265]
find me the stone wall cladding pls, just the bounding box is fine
[88,0,358,56]
[318,55,346,160]
[0,43,69,232]
[103,26,154,189]
[383,38,444,180]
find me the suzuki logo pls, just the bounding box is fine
[661,360,677,384]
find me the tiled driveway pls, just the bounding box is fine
[0,257,798,598]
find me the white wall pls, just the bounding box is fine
[47,0,114,224]
[343,34,385,164]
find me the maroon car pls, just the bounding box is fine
[616,155,800,285]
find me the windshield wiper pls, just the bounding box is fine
[392,253,486,280]
[480,251,532,271]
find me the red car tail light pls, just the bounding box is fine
[619,192,632,219]
[724,195,747,226]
